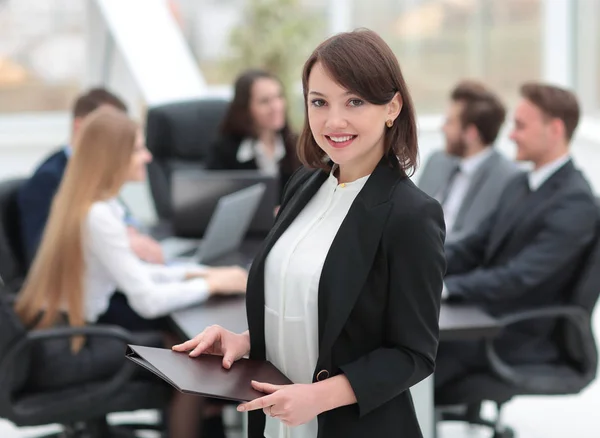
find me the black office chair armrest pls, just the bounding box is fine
[484,305,596,392]
[0,324,137,403]
[26,324,136,344]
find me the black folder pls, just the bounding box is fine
[126,345,292,402]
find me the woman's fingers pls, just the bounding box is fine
[172,326,221,357]
[189,327,221,357]
[171,333,203,351]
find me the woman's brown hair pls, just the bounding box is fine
[15,107,138,352]
[297,28,419,176]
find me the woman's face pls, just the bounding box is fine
[126,130,152,182]
[249,77,287,134]
[306,62,401,172]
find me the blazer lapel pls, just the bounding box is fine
[246,170,328,358]
[431,156,460,200]
[316,160,401,366]
[452,152,498,232]
[487,161,574,259]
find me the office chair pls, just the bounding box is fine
[0,178,27,293]
[0,292,171,438]
[435,219,600,438]
[145,98,230,220]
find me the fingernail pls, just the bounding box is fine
[238,406,246,412]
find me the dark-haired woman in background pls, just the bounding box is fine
[206,69,300,199]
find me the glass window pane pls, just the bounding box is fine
[596,3,600,114]
[574,0,600,114]
[0,0,85,113]
[179,0,328,87]
[350,0,542,113]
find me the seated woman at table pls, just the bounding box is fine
[15,106,247,438]
[206,69,301,199]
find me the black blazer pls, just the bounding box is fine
[245,158,446,438]
[445,160,597,362]
[17,148,68,266]
[206,135,300,201]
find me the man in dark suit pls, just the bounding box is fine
[18,88,164,266]
[435,83,598,389]
[418,80,519,243]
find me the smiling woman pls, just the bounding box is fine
[174,28,446,438]
[297,29,419,183]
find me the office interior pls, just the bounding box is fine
[0,0,599,437]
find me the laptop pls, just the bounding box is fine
[170,170,278,238]
[162,183,266,265]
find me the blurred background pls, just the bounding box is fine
[0,1,599,437]
[0,0,599,223]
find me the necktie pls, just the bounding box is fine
[436,163,461,206]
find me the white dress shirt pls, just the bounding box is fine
[83,199,210,322]
[528,154,571,191]
[263,168,370,438]
[236,135,286,177]
[442,148,494,236]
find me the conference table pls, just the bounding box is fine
[170,295,501,438]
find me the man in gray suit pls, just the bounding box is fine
[435,83,598,390]
[418,81,519,242]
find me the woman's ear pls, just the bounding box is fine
[387,92,403,123]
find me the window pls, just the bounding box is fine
[175,0,327,86]
[0,0,86,113]
[350,0,542,113]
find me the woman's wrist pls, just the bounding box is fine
[312,375,357,414]
[241,330,251,355]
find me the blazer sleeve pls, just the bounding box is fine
[445,210,496,275]
[445,193,597,303]
[340,197,446,417]
[18,169,62,264]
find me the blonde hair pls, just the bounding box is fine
[15,107,138,352]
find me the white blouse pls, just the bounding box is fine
[83,199,210,322]
[263,169,370,438]
[236,135,286,177]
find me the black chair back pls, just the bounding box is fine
[145,98,230,219]
[0,178,27,290]
[556,206,600,382]
[0,293,31,412]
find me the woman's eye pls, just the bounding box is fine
[348,99,364,107]
[310,99,326,107]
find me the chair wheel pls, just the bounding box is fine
[493,428,515,438]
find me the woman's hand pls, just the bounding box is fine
[172,326,250,369]
[186,266,248,295]
[237,381,323,427]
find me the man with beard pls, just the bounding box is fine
[436,83,597,390]
[418,81,519,242]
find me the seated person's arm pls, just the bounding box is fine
[86,203,247,319]
[126,226,165,264]
[18,170,61,264]
[445,195,597,303]
[445,210,496,276]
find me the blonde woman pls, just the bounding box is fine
[15,107,247,438]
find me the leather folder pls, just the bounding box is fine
[126,345,292,402]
